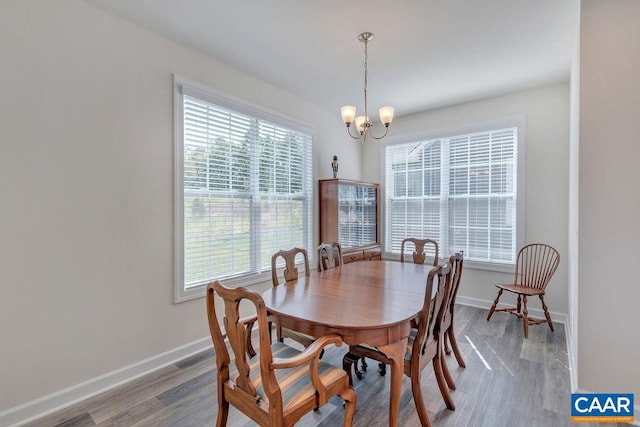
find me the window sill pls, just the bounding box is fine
[175,267,314,303]
[175,271,274,303]
[382,253,515,274]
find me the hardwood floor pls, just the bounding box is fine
[23,306,628,427]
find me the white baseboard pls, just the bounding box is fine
[564,319,579,393]
[0,337,212,427]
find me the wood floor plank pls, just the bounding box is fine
[88,354,213,423]
[51,412,95,427]
[24,306,632,427]
[94,398,165,427]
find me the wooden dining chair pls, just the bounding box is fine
[243,248,311,356]
[342,263,455,427]
[401,237,439,266]
[439,252,465,393]
[317,242,343,272]
[271,248,315,348]
[206,281,357,427]
[349,237,441,380]
[486,243,560,338]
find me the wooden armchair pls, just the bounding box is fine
[342,264,455,426]
[401,237,439,266]
[206,281,357,426]
[486,243,560,338]
[271,248,314,347]
[317,242,343,271]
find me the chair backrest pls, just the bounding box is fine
[317,242,343,271]
[411,263,452,366]
[271,247,310,286]
[400,238,439,265]
[206,281,279,407]
[514,243,560,291]
[441,251,464,333]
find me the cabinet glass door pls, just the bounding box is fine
[338,184,377,248]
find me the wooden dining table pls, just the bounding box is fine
[262,260,431,427]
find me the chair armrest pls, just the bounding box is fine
[238,314,257,326]
[271,334,342,369]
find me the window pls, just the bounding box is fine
[174,77,313,302]
[384,124,523,268]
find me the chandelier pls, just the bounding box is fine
[341,32,395,143]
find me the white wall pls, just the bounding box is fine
[0,0,360,413]
[362,83,570,315]
[568,3,581,391]
[578,0,640,402]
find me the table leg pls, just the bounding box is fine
[378,337,408,427]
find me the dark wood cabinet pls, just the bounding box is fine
[319,179,381,264]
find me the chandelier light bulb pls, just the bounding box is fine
[354,115,368,134]
[341,105,357,126]
[379,106,395,127]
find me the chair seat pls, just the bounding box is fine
[496,283,545,296]
[240,342,348,410]
[352,328,424,363]
[282,329,316,344]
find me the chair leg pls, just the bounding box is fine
[516,294,522,314]
[433,351,456,410]
[410,371,433,427]
[447,328,466,368]
[353,360,363,378]
[487,289,503,321]
[350,356,364,379]
[216,394,229,427]
[444,331,452,355]
[441,350,456,390]
[276,325,283,343]
[540,295,555,332]
[522,295,529,338]
[342,352,360,386]
[340,387,358,427]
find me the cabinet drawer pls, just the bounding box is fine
[363,248,382,260]
[343,251,364,264]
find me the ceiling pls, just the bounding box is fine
[84,0,579,118]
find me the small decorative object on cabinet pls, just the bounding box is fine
[331,155,339,178]
[319,179,381,264]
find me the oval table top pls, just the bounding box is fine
[262,260,431,347]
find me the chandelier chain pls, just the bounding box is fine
[363,38,369,126]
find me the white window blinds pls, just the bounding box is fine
[177,86,312,298]
[385,127,518,264]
